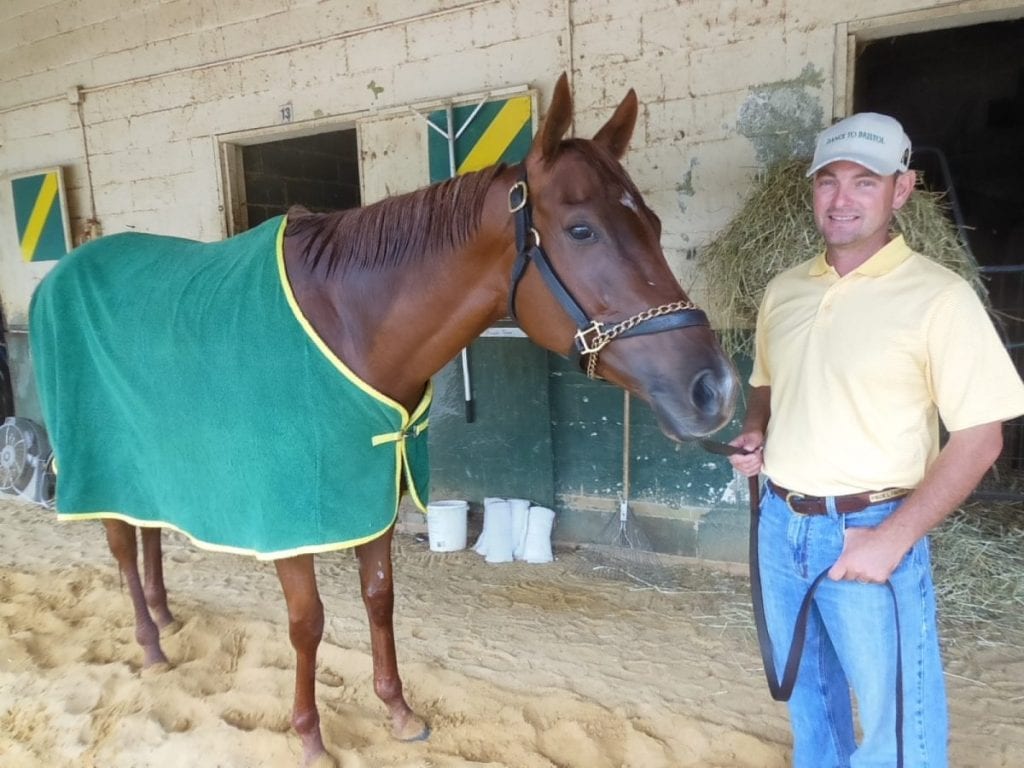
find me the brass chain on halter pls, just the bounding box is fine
[575,299,699,378]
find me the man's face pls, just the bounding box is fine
[811,160,914,253]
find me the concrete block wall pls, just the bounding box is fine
[0,0,574,325]
[3,0,1004,323]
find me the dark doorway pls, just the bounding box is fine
[856,18,1024,487]
[242,129,360,228]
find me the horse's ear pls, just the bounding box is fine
[592,88,638,160]
[529,72,573,163]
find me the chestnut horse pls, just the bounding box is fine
[29,73,737,766]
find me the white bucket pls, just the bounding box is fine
[523,505,555,563]
[426,500,469,552]
[508,498,531,560]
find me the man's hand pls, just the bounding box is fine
[829,420,1005,584]
[728,432,764,477]
[827,527,907,583]
[729,386,770,478]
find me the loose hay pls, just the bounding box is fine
[697,160,985,359]
[932,500,1024,646]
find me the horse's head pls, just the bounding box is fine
[507,73,738,441]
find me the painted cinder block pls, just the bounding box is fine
[640,5,706,58]
[677,134,761,243]
[464,1,528,48]
[689,36,790,97]
[237,54,295,100]
[405,13,473,62]
[345,27,409,75]
[476,31,567,98]
[572,15,643,65]
[56,0,136,32]
[0,5,60,54]
[82,117,133,156]
[287,41,352,93]
[0,100,76,145]
[0,67,85,113]
[642,97,696,148]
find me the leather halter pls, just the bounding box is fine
[506,167,710,378]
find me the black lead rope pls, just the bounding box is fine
[700,441,904,767]
[747,479,905,767]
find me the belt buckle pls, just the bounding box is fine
[784,491,806,514]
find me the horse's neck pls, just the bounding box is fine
[284,177,517,411]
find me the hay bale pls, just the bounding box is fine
[932,500,1024,645]
[697,160,985,359]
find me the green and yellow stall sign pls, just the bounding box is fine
[427,94,533,182]
[11,168,71,262]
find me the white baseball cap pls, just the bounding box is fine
[806,113,912,177]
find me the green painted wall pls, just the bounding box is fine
[428,337,554,507]
[428,337,755,562]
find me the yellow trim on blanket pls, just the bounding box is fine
[273,215,431,516]
[56,508,399,561]
[370,418,430,447]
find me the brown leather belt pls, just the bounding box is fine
[766,479,910,516]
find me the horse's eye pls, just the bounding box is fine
[568,224,595,241]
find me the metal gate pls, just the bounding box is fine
[977,263,1024,500]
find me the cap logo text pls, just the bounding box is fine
[826,130,885,145]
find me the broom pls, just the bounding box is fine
[573,391,674,590]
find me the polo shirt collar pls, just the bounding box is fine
[808,235,913,278]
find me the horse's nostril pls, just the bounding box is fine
[690,369,719,415]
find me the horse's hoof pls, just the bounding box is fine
[395,719,430,742]
[159,619,183,635]
[140,661,172,677]
[305,753,338,768]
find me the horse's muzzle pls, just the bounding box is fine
[647,363,739,442]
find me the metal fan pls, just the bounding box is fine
[0,417,55,506]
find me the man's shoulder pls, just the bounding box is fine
[899,248,979,296]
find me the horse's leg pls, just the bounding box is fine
[103,519,169,668]
[275,555,334,767]
[355,526,429,741]
[140,527,176,629]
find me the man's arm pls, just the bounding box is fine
[828,420,1004,583]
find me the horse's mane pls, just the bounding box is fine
[285,164,506,275]
[285,141,650,275]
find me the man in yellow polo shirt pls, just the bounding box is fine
[728,112,1024,767]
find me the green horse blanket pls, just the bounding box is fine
[29,216,431,559]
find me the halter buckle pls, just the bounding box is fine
[574,321,608,355]
[508,180,528,213]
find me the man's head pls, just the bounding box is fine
[807,114,916,261]
[807,113,912,178]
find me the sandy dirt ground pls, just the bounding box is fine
[1,496,1021,767]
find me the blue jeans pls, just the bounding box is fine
[758,482,948,767]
